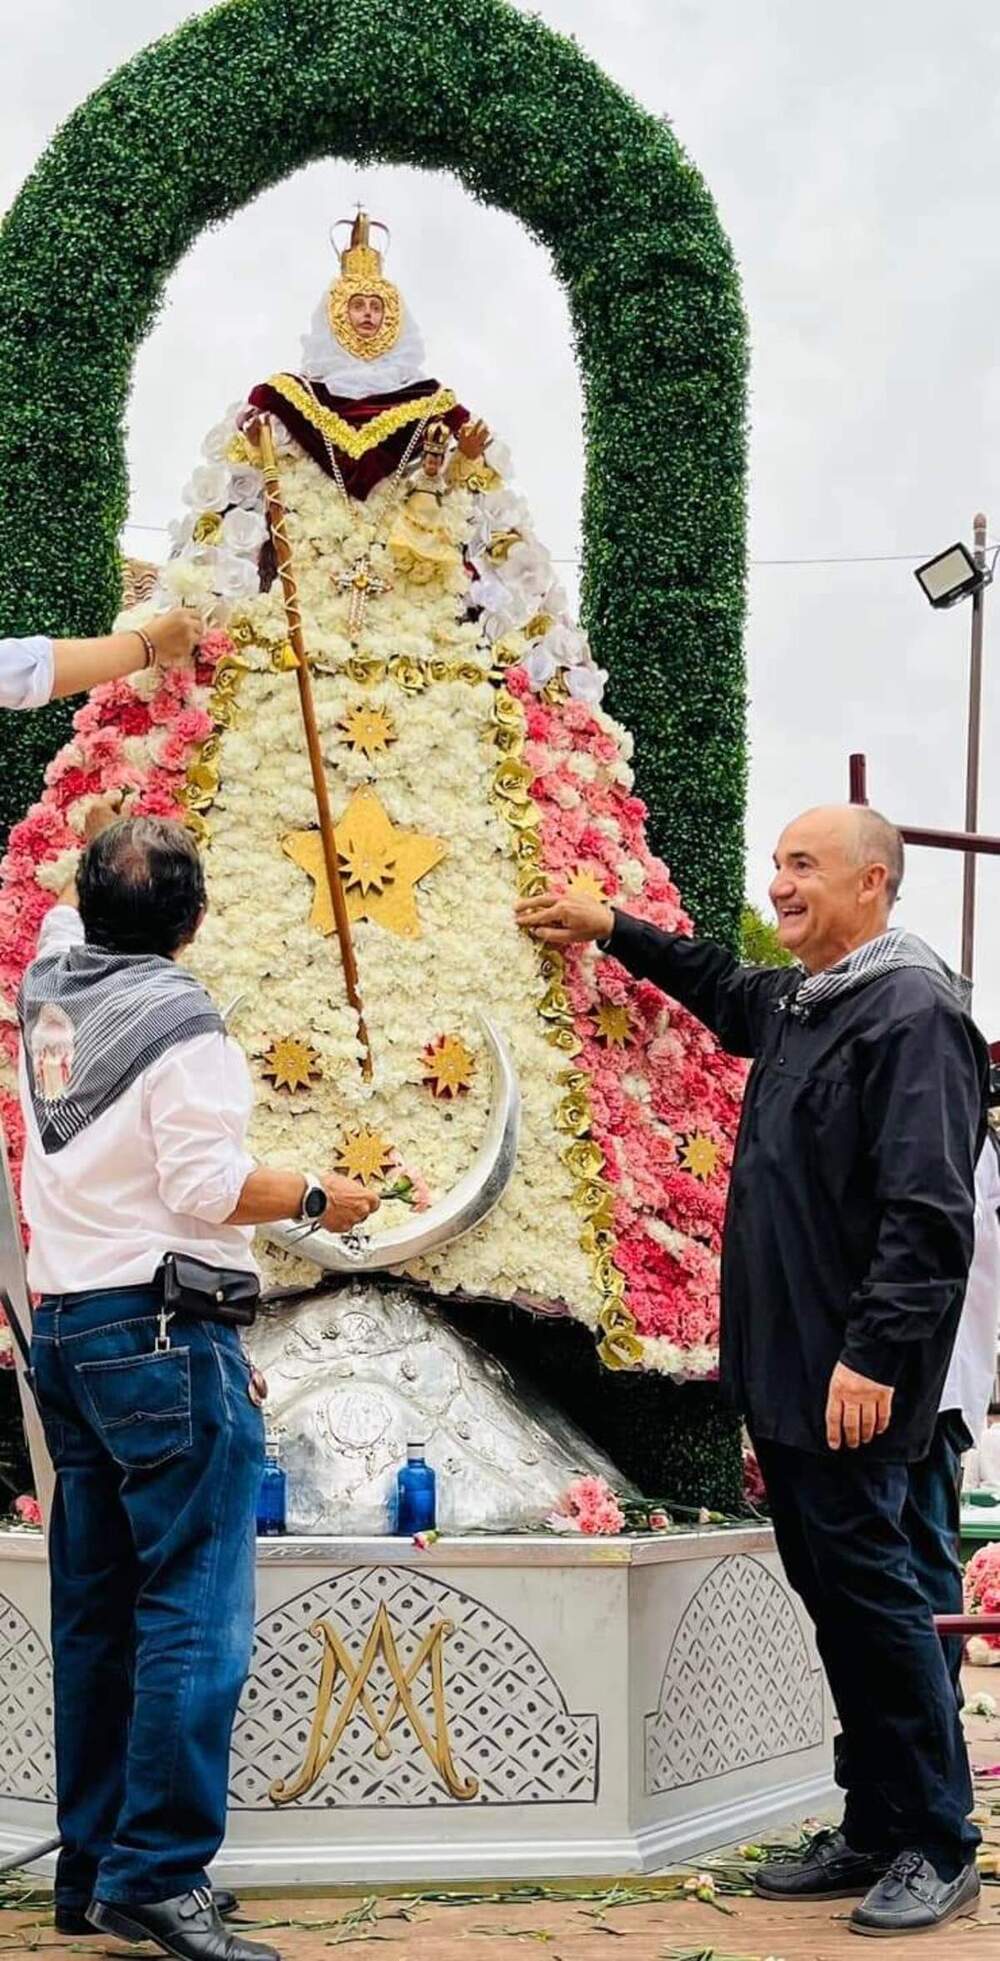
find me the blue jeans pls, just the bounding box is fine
[753,1435,979,1879]
[30,1287,264,1908]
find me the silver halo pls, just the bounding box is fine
[263,1014,520,1274]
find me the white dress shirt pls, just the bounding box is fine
[940,1136,1000,1441]
[0,636,53,710]
[19,907,258,1295]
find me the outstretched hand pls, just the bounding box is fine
[515,886,614,947]
[457,417,491,460]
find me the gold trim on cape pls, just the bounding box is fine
[264,376,457,462]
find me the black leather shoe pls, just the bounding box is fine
[849,1851,980,1936]
[87,1890,279,1961]
[753,1826,892,1901]
[57,1892,240,1937]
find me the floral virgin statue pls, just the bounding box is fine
[0,213,745,1530]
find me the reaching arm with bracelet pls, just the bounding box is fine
[50,610,204,698]
[0,610,204,711]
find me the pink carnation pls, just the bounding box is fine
[965,1542,1000,1653]
[548,1474,625,1536]
[13,1495,42,1529]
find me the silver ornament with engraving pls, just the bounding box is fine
[248,1282,631,1535]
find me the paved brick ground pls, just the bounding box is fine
[2,1671,999,1961]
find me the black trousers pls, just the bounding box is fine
[753,1434,979,1877]
[903,1410,971,1701]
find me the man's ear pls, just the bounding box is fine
[859,862,890,908]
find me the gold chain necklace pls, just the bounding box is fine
[303,379,435,648]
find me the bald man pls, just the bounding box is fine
[517,806,987,1939]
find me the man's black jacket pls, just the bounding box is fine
[607,914,989,1460]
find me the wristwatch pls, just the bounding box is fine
[297,1173,328,1224]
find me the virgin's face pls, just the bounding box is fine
[347,292,386,340]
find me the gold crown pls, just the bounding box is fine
[328,212,403,362]
[423,419,451,458]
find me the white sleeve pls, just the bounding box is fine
[145,1030,257,1226]
[35,905,85,955]
[0,637,54,710]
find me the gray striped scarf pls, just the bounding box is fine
[18,942,223,1155]
[780,929,971,1021]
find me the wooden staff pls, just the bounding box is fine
[249,415,373,1080]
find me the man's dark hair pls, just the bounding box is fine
[78,817,206,959]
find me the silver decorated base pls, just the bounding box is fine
[248,1282,630,1535]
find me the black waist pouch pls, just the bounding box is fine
[155,1252,260,1330]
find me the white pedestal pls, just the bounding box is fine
[0,1525,834,1883]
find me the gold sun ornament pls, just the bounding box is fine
[594,1002,631,1047]
[283,786,447,941]
[421,1034,477,1100]
[336,1127,396,1187]
[261,1037,323,1094]
[339,702,397,760]
[678,1133,722,1184]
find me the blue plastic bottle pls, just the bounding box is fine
[257,1433,287,1537]
[396,1442,436,1536]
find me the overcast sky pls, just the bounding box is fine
[6,2,1000,1028]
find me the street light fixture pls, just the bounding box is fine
[914,513,990,983]
[914,541,992,610]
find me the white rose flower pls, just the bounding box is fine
[536,622,588,669]
[212,552,261,600]
[503,538,553,604]
[168,514,196,551]
[227,467,265,510]
[567,664,607,705]
[523,647,558,691]
[183,463,232,512]
[485,437,514,478]
[201,416,239,463]
[221,507,267,553]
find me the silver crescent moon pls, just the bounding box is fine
[262,1014,520,1274]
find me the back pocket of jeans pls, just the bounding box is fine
[76,1349,192,1470]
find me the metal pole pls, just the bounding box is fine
[961,512,988,982]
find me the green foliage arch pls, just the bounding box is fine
[0,0,747,941]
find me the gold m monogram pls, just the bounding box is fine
[268,1602,479,1805]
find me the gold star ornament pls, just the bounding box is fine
[261,1037,322,1094]
[336,1127,395,1186]
[421,1034,477,1099]
[594,1002,631,1047]
[678,1133,721,1183]
[339,702,397,760]
[567,868,607,903]
[284,787,447,941]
